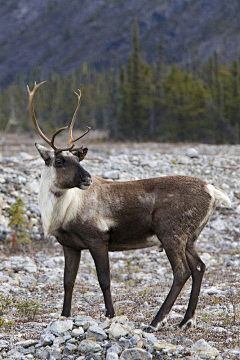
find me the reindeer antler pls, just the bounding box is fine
[68,86,91,152]
[27,81,90,152]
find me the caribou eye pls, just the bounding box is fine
[55,158,63,167]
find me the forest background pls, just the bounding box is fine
[1,0,240,144]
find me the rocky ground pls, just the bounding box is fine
[0,138,239,359]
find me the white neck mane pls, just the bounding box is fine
[38,167,80,236]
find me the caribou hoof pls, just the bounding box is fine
[105,310,115,319]
[179,317,196,330]
[141,324,156,333]
[141,318,168,332]
[154,318,168,331]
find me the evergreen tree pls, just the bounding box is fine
[118,19,151,140]
[150,36,166,138]
[228,59,240,142]
[117,62,131,139]
[130,18,142,139]
[162,64,208,141]
[107,67,118,139]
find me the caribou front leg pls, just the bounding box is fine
[89,244,115,318]
[61,245,81,317]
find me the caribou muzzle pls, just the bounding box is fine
[77,172,92,190]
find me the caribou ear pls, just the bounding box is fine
[35,143,54,165]
[72,148,88,162]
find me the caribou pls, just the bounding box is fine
[27,81,231,331]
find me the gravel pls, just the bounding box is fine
[0,142,239,359]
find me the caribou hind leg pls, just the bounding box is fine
[179,245,206,329]
[61,245,81,317]
[150,238,191,329]
[178,223,208,328]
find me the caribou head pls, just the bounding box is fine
[27,81,92,191]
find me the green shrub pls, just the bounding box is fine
[7,198,30,246]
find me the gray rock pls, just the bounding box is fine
[29,203,41,216]
[107,343,122,355]
[152,342,176,352]
[210,218,226,231]
[52,336,66,347]
[64,333,72,342]
[27,179,40,194]
[45,256,64,268]
[99,318,110,330]
[102,170,120,180]
[106,351,119,360]
[200,252,215,266]
[186,147,198,158]
[2,349,23,359]
[118,338,131,349]
[63,343,78,355]
[112,316,130,324]
[15,175,27,184]
[177,156,190,165]
[227,349,240,357]
[40,333,55,346]
[83,320,99,331]
[71,327,84,338]
[142,332,158,345]
[86,325,108,341]
[109,322,132,340]
[130,334,141,346]
[36,346,62,360]
[120,348,152,360]
[203,286,222,296]
[214,326,227,333]
[141,160,158,168]
[192,339,219,357]
[23,260,37,273]
[48,319,73,336]
[35,346,52,359]
[15,339,38,348]
[74,315,94,327]
[0,274,11,282]
[183,338,193,346]
[0,340,9,350]
[18,152,34,161]
[0,221,8,234]
[85,354,102,360]
[48,348,62,360]
[78,339,102,354]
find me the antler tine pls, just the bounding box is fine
[51,126,69,146]
[72,126,91,144]
[27,81,71,152]
[68,86,91,148]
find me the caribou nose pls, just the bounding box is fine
[80,174,92,190]
[84,175,92,186]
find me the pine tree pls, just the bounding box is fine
[229,59,240,142]
[118,18,152,140]
[151,35,166,138]
[128,18,147,140]
[117,61,131,139]
[162,64,208,141]
[107,67,118,140]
